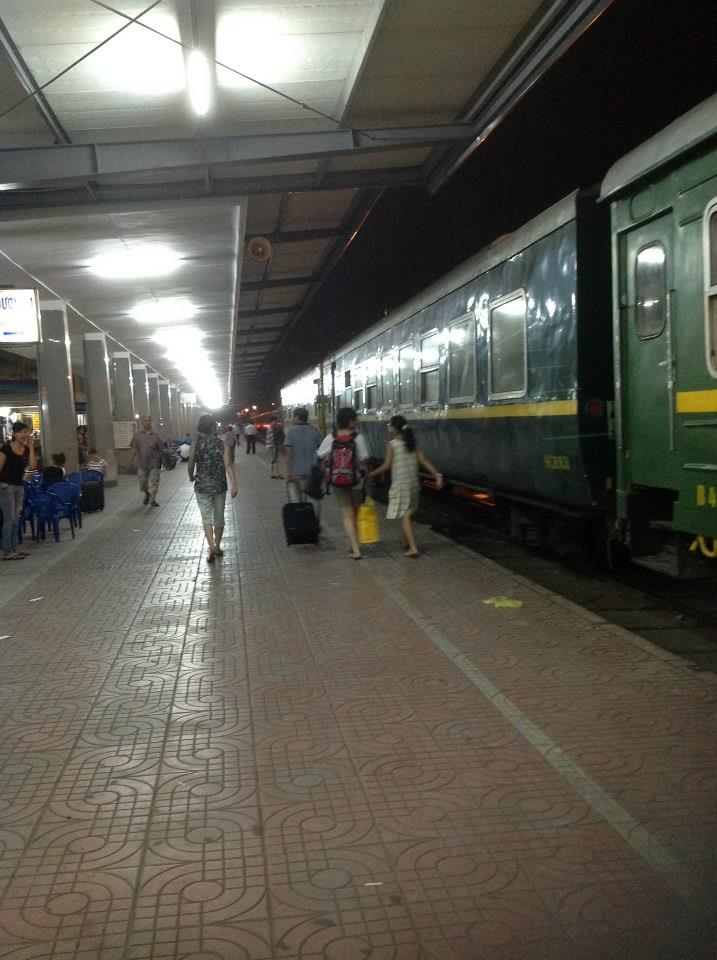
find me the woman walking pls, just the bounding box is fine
[369,415,443,557]
[188,415,238,563]
[0,421,37,560]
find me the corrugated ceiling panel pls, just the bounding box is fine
[281,189,358,229]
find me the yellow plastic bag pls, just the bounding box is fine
[357,497,380,544]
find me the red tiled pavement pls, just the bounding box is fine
[0,449,714,959]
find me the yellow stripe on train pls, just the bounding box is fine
[359,400,577,421]
[676,389,717,414]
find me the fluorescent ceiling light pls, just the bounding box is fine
[89,16,184,95]
[152,326,204,347]
[216,12,301,89]
[90,245,181,280]
[132,298,197,324]
[187,49,211,116]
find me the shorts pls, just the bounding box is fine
[195,489,227,526]
[331,486,364,508]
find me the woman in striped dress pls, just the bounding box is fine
[369,415,443,557]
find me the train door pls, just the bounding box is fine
[620,214,676,490]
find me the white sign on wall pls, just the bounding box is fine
[0,289,40,344]
[113,419,137,449]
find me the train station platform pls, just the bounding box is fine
[0,448,714,960]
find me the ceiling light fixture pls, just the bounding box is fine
[90,245,181,280]
[132,298,197,324]
[187,49,211,116]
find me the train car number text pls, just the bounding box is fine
[544,455,571,471]
[696,484,717,508]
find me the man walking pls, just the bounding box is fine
[285,408,322,501]
[267,415,285,479]
[244,421,258,454]
[130,414,163,506]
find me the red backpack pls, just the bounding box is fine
[327,432,358,488]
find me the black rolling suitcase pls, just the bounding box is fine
[81,481,104,512]
[282,499,319,545]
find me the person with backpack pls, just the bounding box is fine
[188,414,238,563]
[368,414,443,557]
[316,406,369,559]
[267,415,285,478]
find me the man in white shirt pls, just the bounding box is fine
[316,407,369,559]
[244,422,258,455]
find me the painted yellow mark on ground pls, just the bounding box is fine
[483,596,524,609]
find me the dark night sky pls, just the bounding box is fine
[257,0,717,398]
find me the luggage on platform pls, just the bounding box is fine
[282,500,320,546]
[163,450,178,470]
[81,481,104,512]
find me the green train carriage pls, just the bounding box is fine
[280,93,717,574]
[602,92,717,569]
[282,191,615,533]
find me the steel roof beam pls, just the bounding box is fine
[258,227,346,244]
[239,308,294,320]
[0,16,71,145]
[428,0,614,192]
[241,277,313,292]
[0,166,422,212]
[0,123,473,186]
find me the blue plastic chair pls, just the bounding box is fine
[46,483,79,536]
[31,492,63,542]
[20,483,39,541]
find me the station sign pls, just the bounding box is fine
[0,289,40,344]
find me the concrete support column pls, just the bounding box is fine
[111,351,136,473]
[147,373,161,432]
[170,384,181,440]
[111,352,135,420]
[132,364,149,418]
[37,300,79,473]
[158,379,170,436]
[82,333,118,485]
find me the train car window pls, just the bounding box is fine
[398,345,414,405]
[420,331,441,404]
[343,388,352,407]
[489,291,527,399]
[381,353,395,407]
[448,315,476,401]
[344,369,351,387]
[354,389,363,410]
[366,384,377,409]
[634,243,667,339]
[705,202,717,375]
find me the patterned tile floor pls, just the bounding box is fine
[0,450,714,959]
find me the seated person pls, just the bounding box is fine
[86,448,108,476]
[41,452,66,489]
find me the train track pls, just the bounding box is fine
[376,486,717,674]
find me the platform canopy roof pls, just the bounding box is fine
[0,0,611,409]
